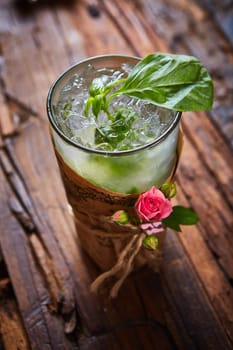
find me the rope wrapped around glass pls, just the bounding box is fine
[47,55,182,297]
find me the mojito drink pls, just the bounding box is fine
[47,55,181,270]
[48,56,181,194]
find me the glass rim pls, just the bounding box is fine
[47,54,182,156]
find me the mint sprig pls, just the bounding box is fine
[84,77,126,119]
[84,52,213,120]
[95,108,137,150]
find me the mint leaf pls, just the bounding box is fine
[85,77,126,119]
[162,205,199,232]
[94,108,138,150]
[113,53,213,112]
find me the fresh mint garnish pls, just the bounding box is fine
[85,77,126,120]
[113,53,214,111]
[84,53,213,121]
[95,108,138,150]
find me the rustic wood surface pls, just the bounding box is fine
[0,0,233,349]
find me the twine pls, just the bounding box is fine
[91,232,145,297]
[87,224,164,298]
[73,214,164,297]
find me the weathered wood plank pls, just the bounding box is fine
[0,133,3,148]
[0,278,30,350]
[174,186,233,343]
[100,0,168,55]
[0,0,232,349]
[0,139,78,322]
[5,118,109,335]
[133,272,195,350]
[0,6,71,116]
[176,134,233,278]
[161,231,232,350]
[181,111,233,206]
[0,167,73,349]
[79,333,121,350]
[114,324,175,350]
[69,0,132,57]
[0,100,17,137]
[132,231,233,350]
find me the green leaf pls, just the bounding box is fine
[114,53,213,112]
[163,218,181,232]
[94,108,138,149]
[143,235,159,250]
[162,205,199,232]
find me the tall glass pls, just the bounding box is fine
[47,55,181,271]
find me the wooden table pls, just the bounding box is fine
[0,0,233,349]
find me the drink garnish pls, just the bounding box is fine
[84,52,213,120]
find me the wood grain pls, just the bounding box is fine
[0,278,30,350]
[0,0,232,349]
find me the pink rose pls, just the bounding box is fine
[135,186,172,222]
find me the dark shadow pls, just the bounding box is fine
[13,0,76,18]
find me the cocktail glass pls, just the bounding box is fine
[47,55,182,271]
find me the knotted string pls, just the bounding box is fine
[90,232,145,297]
[89,227,164,298]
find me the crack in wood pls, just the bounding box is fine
[9,196,35,233]
[0,87,18,138]
[0,149,39,230]
[0,148,77,330]
[4,138,25,180]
